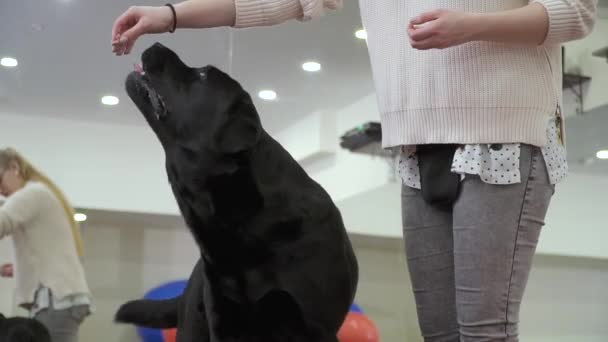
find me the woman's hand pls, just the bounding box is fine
[409,3,572,50]
[111,1,238,56]
[408,9,479,50]
[111,6,174,56]
[0,263,13,278]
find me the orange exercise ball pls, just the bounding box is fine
[162,328,176,342]
[338,312,379,342]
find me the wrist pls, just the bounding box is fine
[465,12,491,42]
[161,5,176,33]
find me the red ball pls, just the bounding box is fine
[338,312,379,342]
[162,328,176,342]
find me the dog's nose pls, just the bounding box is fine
[142,43,169,74]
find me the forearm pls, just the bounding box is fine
[173,0,237,28]
[471,0,596,46]
[471,3,549,46]
[172,0,307,29]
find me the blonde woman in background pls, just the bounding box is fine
[0,147,93,342]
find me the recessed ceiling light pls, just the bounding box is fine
[101,95,119,106]
[1,57,18,68]
[596,150,608,160]
[355,29,367,40]
[258,90,277,101]
[302,61,321,72]
[74,213,87,222]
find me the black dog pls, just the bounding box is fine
[0,313,51,342]
[115,43,359,342]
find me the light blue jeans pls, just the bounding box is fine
[401,145,554,341]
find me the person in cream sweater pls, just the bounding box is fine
[110,1,596,341]
[0,148,93,342]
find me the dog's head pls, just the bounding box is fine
[126,43,262,175]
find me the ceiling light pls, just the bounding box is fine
[0,57,18,68]
[101,95,119,106]
[74,213,87,222]
[258,90,277,101]
[596,150,608,160]
[355,29,367,40]
[302,61,321,72]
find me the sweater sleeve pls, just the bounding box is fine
[0,185,46,239]
[532,0,597,45]
[234,0,342,28]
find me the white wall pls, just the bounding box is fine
[0,95,392,225]
[302,94,391,202]
[69,220,199,342]
[0,107,386,216]
[0,112,179,215]
[563,16,608,115]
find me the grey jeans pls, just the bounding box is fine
[34,305,89,342]
[401,145,554,341]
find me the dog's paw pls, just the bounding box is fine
[114,301,141,324]
[113,298,179,329]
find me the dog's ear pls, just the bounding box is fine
[215,97,261,154]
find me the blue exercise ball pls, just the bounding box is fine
[136,280,187,342]
[349,302,363,314]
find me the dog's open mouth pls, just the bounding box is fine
[130,63,168,121]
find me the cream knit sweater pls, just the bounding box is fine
[234,0,596,148]
[0,182,91,307]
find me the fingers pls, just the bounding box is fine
[111,7,143,56]
[112,7,137,43]
[121,21,148,55]
[409,38,440,50]
[410,9,443,26]
[408,10,444,50]
[112,35,126,55]
[408,23,436,42]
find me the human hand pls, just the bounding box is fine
[408,9,479,50]
[0,263,13,278]
[112,6,175,56]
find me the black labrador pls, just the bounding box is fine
[0,314,51,342]
[115,43,359,342]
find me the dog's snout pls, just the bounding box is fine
[142,43,190,76]
[142,43,171,73]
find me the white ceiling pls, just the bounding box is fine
[0,0,374,133]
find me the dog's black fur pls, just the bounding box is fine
[0,313,51,342]
[115,43,359,342]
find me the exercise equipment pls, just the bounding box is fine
[338,303,380,342]
[135,284,379,342]
[161,328,176,342]
[136,280,187,342]
[349,303,363,314]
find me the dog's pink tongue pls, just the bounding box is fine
[134,63,144,75]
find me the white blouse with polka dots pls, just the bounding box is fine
[396,118,568,189]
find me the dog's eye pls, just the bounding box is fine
[199,72,207,78]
